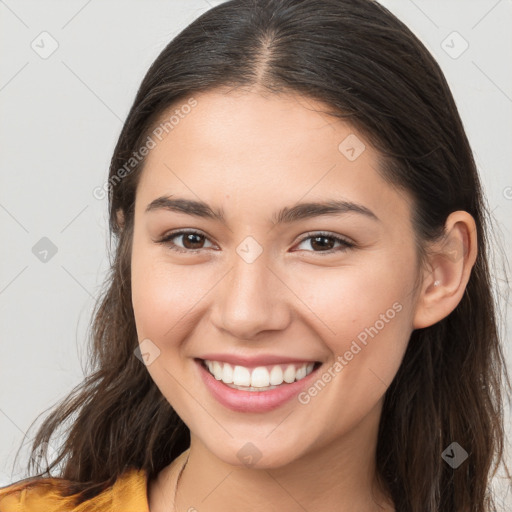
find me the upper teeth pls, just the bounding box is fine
[204,360,316,387]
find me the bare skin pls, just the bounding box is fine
[124,87,477,512]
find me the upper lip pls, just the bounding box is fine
[196,353,321,367]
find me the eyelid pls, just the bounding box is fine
[157,229,216,253]
[156,229,355,255]
[293,231,355,255]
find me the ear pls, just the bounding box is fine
[412,211,478,329]
[116,209,125,230]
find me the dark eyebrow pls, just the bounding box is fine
[145,196,379,224]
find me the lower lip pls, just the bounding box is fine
[195,359,321,413]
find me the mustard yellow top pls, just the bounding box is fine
[0,449,190,512]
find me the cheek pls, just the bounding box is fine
[130,248,216,408]
[289,254,414,402]
[289,254,413,340]
[131,246,215,342]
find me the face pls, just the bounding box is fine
[130,88,420,468]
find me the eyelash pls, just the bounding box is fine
[157,229,355,256]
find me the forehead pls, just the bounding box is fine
[135,88,412,226]
[148,88,356,160]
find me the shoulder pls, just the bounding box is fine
[0,468,149,512]
[0,475,70,512]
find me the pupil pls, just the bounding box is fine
[184,233,203,249]
[181,234,335,251]
[312,236,333,251]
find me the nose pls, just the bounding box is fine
[210,249,291,340]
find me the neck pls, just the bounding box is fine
[171,404,393,512]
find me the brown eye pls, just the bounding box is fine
[180,232,206,249]
[158,230,215,253]
[295,232,355,255]
[310,235,336,251]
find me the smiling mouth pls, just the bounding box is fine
[197,358,322,392]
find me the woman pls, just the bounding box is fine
[1,0,510,510]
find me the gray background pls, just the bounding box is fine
[1,0,511,506]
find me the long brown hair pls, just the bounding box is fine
[10,0,511,510]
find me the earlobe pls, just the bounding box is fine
[412,211,478,329]
[116,209,125,230]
